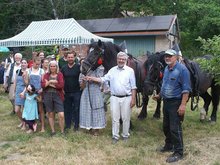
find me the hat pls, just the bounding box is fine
[164,49,177,56]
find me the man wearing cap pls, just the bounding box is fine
[153,49,191,163]
[86,51,136,144]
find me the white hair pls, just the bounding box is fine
[48,60,59,73]
[117,51,128,60]
[14,53,22,59]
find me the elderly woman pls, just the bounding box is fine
[41,61,65,135]
[14,58,28,129]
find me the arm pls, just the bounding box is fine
[41,73,50,88]
[130,89,136,108]
[54,72,64,89]
[178,92,189,116]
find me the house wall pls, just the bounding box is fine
[114,36,155,57]
[155,34,176,52]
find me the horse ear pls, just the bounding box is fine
[98,40,102,48]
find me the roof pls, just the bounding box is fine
[77,15,177,35]
[0,18,113,47]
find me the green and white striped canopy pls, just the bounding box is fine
[0,18,113,47]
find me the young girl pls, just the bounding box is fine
[22,84,39,133]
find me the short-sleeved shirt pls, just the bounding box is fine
[101,65,137,96]
[61,63,81,93]
[161,62,191,99]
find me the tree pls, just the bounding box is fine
[196,35,220,84]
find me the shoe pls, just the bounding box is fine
[123,137,128,142]
[74,127,79,132]
[50,132,56,137]
[166,153,183,163]
[112,138,118,144]
[156,145,173,153]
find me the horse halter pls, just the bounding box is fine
[83,48,104,75]
[145,61,164,90]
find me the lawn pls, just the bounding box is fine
[0,91,220,165]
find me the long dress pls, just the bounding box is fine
[22,93,39,120]
[79,67,106,129]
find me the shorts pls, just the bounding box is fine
[43,91,64,113]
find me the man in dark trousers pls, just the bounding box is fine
[153,49,191,163]
[61,51,81,132]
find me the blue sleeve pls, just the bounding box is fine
[181,66,191,93]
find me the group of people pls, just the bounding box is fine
[1,47,191,163]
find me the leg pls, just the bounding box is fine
[8,84,15,113]
[163,100,173,148]
[72,92,81,130]
[15,105,23,123]
[64,95,73,129]
[121,96,132,139]
[153,98,162,119]
[38,102,45,132]
[48,112,55,133]
[200,92,212,121]
[210,85,220,122]
[58,112,65,133]
[138,94,149,120]
[110,96,120,140]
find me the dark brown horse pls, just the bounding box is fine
[143,52,220,123]
[81,40,161,119]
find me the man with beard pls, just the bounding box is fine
[86,51,136,144]
[153,49,191,163]
[61,51,81,132]
[4,53,22,114]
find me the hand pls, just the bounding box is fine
[130,98,135,108]
[49,80,58,84]
[178,104,186,116]
[20,92,25,98]
[152,94,160,101]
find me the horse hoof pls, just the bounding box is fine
[137,116,146,120]
[153,116,160,120]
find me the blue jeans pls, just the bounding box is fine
[163,99,183,155]
[64,91,81,129]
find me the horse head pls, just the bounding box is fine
[81,40,104,75]
[143,52,166,95]
[81,40,121,75]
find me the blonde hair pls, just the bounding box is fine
[48,60,59,74]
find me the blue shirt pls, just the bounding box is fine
[161,62,191,99]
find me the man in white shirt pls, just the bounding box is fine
[86,51,136,143]
[4,53,22,114]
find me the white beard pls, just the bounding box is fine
[165,61,172,65]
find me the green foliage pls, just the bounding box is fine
[196,35,220,84]
[1,0,220,58]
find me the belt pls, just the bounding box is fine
[10,82,14,84]
[112,94,131,98]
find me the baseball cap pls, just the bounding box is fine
[164,49,177,56]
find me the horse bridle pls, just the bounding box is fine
[145,61,164,91]
[84,48,104,76]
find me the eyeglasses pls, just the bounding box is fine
[117,58,126,61]
[165,55,174,58]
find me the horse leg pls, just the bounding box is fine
[153,98,162,119]
[138,94,149,120]
[200,92,212,122]
[210,86,220,123]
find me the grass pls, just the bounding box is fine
[0,91,220,165]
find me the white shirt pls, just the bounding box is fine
[101,65,137,95]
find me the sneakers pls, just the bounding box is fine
[112,138,118,144]
[166,153,183,163]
